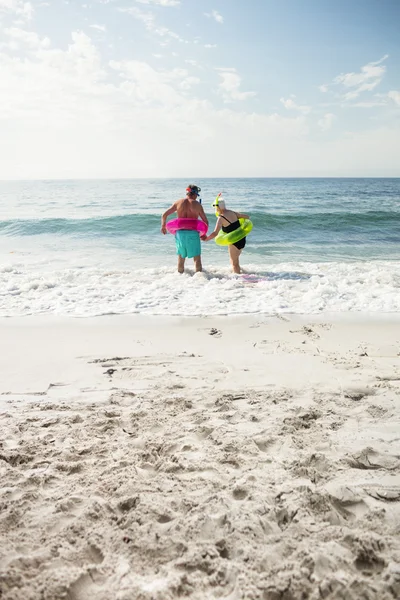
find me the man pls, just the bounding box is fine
[161,184,208,273]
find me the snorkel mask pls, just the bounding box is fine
[186,184,202,204]
[212,192,222,217]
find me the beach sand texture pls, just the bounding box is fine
[0,316,399,600]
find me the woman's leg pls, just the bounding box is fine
[228,244,242,274]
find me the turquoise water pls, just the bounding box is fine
[1,178,399,316]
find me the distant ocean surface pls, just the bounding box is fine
[1,178,399,317]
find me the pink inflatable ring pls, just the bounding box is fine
[166,218,208,236]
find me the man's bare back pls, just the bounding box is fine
[175,197,205,219]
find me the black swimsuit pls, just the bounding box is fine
[221,215,246,250]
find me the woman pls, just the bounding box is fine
[202,199,250,274]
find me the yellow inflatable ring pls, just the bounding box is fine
[215,218,253,246]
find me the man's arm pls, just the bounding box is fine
[198,205,209,227]
[161,202,177,234]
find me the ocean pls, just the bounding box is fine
[1,178,399,317]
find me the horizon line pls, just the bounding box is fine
[1,176,400,182]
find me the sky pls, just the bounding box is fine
[0,0,400,178]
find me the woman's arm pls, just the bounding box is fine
[202,217,222,241]
[235,212,250,219]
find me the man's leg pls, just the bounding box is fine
[175,231,186,273]
[193,255,202,272]
[228,245,241,274]
[190,231,202,272]
[178,255,185,273]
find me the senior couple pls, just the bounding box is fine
[161,184,249,274]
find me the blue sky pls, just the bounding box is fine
[0,0,399,178]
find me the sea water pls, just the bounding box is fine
[1,178,399,317]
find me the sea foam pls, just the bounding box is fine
[1,261,399,317]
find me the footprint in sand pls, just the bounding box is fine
[283,409,321,431]
[209,328,222,338]
[363,485,400,502]
[89,356,131,364]
[344,386,375,402]
[253,437,276,453]
[325,485,369,520]
[289,325,321,340]
[232,487,248,500]
[344,533,387,574]
[66,571,106,600]
[347,447,400,471]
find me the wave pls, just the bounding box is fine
[1,210,399,238]
[0,214,160,237]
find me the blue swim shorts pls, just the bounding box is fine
[175,230,201,259]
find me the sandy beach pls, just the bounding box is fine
[0,315,399,600]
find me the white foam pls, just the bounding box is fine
[1,261,400,317]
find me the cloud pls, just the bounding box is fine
[136,0,180,5]
[348,100,387,108]
[90,24,107,32]
[179,76,200,90]
[119,6,187,44]
[1,29,399,178]
[204,44,217,49]
[280,95,311,115]
[318,113,335,131]
[119,6,155,29]
[205,10,224,24]
[323,55,389,100]
[109,59,201,105]
[388,90,400,106]
[0,30,313,178]
[217,68,255,102]
[0,0,33,19]
[0,31,107,131]
[3,27,50,49]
